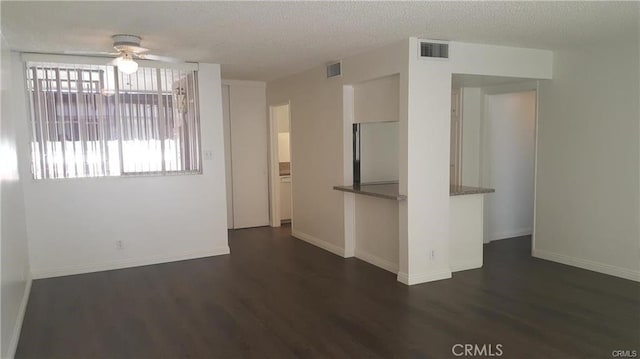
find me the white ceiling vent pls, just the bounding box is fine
[420,42,449,59]
[326,61,342,78]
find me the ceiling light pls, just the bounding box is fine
[115,53,138,74]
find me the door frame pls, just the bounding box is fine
[268,102,291,227]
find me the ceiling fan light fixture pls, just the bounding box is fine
[115,53,138,74]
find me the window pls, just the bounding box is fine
[24,57,201,179]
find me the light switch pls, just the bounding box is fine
[203,150,214,161]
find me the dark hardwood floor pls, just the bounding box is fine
[16,226,640,358]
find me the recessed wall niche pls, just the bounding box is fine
[352,74,400,185]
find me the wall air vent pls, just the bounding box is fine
[326,61,342,78]
[420,42,449,58]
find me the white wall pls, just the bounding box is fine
[399,38,453,284]
[267,64,347,254]
[14,60,230,279]
[483,91,536,242]
[354,75,401,185]
[1,42,31,358]
[354,74,399,123]
[535,37,640,281]
[223,81,269,229]
[355,195,399,273]
[450,42,553,79]
[267,40,408,258]
[360,122,399,183]
[450,194,484,272]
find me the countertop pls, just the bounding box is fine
[333,183,495,201]
[449,185,495,196]
[333,183,406,201]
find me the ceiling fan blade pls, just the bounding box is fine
[137,53,184,63]
[114,45,149,54]
[64,50,120,56]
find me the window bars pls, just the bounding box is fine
[25,61,201,179]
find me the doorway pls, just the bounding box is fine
[451,75,539,246]
[268,103,293,227]
[482,90,537,243]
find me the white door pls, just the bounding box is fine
[227,83,270,228]
[222,85,234,229]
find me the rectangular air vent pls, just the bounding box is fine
[326,61,341,78]
[420,42,449,58]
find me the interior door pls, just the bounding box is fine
[228,84,270,228]
[222,85,234,229]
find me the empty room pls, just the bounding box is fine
[1,1,639,358]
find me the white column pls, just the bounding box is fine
[398,38,452,285]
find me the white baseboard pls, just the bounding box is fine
[291,229,346,258]
[6,276,32,359]
[354,249,398,274]
[533,249,640,282]
[31,246,230,279]
[397,269,452,285]
[486,227,532,243]
[451,259,483,272]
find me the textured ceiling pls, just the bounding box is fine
[1,1,638,81]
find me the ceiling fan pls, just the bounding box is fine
[66,34,183,74]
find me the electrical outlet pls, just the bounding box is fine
[430,249,436,260]
[116,240,124,250]
[203,150,213,161]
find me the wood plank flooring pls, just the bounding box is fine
[16,226,640,358]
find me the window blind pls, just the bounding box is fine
[25,60,201,179]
